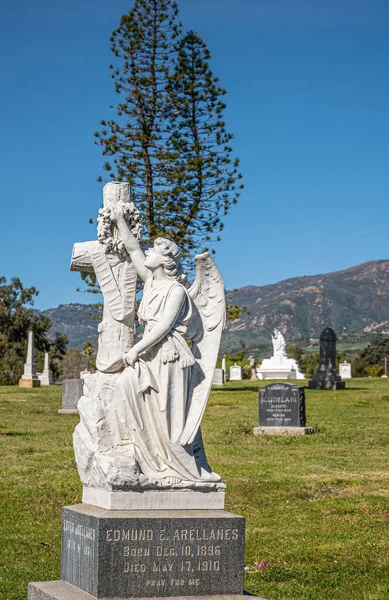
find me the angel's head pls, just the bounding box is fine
[145,237,188,285]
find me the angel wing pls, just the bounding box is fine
[179,252,226,446]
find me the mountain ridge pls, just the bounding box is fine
[42,260,389,352]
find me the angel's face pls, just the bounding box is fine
[144,245,163,270]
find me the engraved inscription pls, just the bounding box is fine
[102,525,241,586]
[259,383,305,427]
[62,509,244,598]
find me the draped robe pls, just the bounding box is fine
[114,278,220,484]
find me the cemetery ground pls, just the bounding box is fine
[1,381,389,600]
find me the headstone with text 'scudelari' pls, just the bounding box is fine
[254,382,313,436]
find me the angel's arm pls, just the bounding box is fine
[109,204,150,282]
[125,286,186,364]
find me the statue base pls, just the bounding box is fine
[28,582,256,600]
[19,377,41,388]
[308,380,345,390]
[256,357,305,380]
[82,487,225,510]
[308,370,346,390]
[29,504,245,599]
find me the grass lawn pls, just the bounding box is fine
[1,379,389,599]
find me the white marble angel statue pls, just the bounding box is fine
[73,184,226,497]
[272,328,286,358]
[110,202,225,486]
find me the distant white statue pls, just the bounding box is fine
[71,183,226,502]
[257,327,305,381]
[272,328,286,358]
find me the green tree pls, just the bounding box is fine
[365,364,382,377]
[94,0,182,241]
[0,277,67,384]
[35,333,68,381]
[286,345,303,365]
[165,30,243,259]
[61,349,86,380]
[300,353,320,379]
[351,334,389,377]
[94,0,242,264]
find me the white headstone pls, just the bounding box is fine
[339,361,352,379]
[230,364,242,381]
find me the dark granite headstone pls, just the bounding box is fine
[308,327,345,390]
[60,504,244,599]
[258,383,306,428]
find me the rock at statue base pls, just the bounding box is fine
[253,382,314,436]
[308,327,345,390]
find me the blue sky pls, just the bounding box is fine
[1,0,388,310]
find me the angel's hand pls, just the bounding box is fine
[123,347,139,368]
[107,202,125,223]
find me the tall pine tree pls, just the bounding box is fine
[94,0,243,265]
[166,30,242,259]
[94,0,181,240]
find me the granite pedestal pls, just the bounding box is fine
[28,583,267,600]
[19,377,41,388]
[29,504,245,600]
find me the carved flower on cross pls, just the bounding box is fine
[97,202,143,259]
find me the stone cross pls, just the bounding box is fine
[19,331,41,388]
[70,183,138,373]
